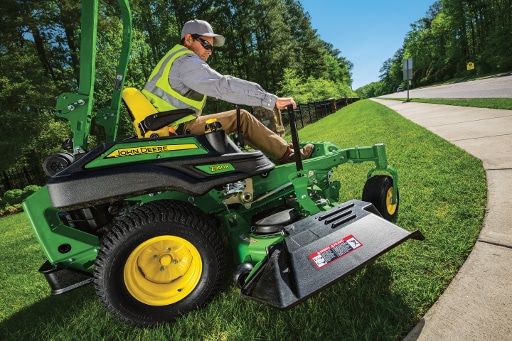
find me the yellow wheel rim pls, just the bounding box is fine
[386,187,398,216]
[124,235,202,306]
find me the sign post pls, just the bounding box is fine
[403,58,413,101]
[466,61,475,80]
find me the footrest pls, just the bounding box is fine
[39,261,93,295]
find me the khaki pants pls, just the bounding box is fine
[183,109,288,160]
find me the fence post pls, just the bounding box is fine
[307,103,312,125]
[23,167,33,185]
[329,98,337,113]
[314,102,320,121]
[2,170,13,191]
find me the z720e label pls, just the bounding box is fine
[309,234,362,269]
[195,163,235,174]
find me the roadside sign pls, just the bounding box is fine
[403,58,413,101]
[403,58,413,80]
[467,62,475,70]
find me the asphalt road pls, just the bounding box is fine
[380,74,512,99]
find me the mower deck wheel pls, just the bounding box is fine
[362,175,399,222]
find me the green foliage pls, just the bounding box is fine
[0,186,39,215]
[21,185,41,201]
[356,80,387,99]
[278,68,356,103]
[2,189,22,206]
[0,204,22,217]
[373,0,512,96]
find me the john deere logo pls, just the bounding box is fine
[106,144,198,158]
[196,163,235,174]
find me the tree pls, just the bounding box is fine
[0,0,74,168]
[0,0,355,171]
[278,68,356,103]
[373,0,512,96]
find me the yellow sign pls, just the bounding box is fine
[467,62,475,70]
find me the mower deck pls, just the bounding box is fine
[241,200,424,308]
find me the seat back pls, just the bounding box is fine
[122,87,170,138]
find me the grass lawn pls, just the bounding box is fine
[0,99,486,340]
[382,97,512,110]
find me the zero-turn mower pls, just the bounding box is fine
[22,0,423,327]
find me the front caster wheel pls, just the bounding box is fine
[233,262,253,289]
[362,175,399,222]
[93,200,225,327]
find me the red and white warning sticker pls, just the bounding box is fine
[309,234,363,269]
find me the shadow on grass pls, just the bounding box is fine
[0,261,417,340]
[171,261,419,340]
[286,261,418,340]
[0,285,99,340]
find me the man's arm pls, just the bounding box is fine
[171,54,278,111]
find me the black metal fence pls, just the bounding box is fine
[1,166,48,197]
[282,97,360,129]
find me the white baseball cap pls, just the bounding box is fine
[181,20,225,47]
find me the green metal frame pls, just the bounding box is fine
[55,0,132,153]
[22,187,100,272]
[345,143,399,204]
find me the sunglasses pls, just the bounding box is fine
[192,34,213,50]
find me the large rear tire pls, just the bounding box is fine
[93,200,225,327]
[362,175,399,222]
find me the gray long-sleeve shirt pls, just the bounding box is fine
[169,52,278,113]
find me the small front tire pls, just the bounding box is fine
[362,175,399,222]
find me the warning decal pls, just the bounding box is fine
[309,234,362,269]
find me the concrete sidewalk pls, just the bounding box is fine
[372,99,512,340]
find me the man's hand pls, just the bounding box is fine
[275,97,296,110]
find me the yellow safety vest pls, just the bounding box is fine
[142,44,206,114]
